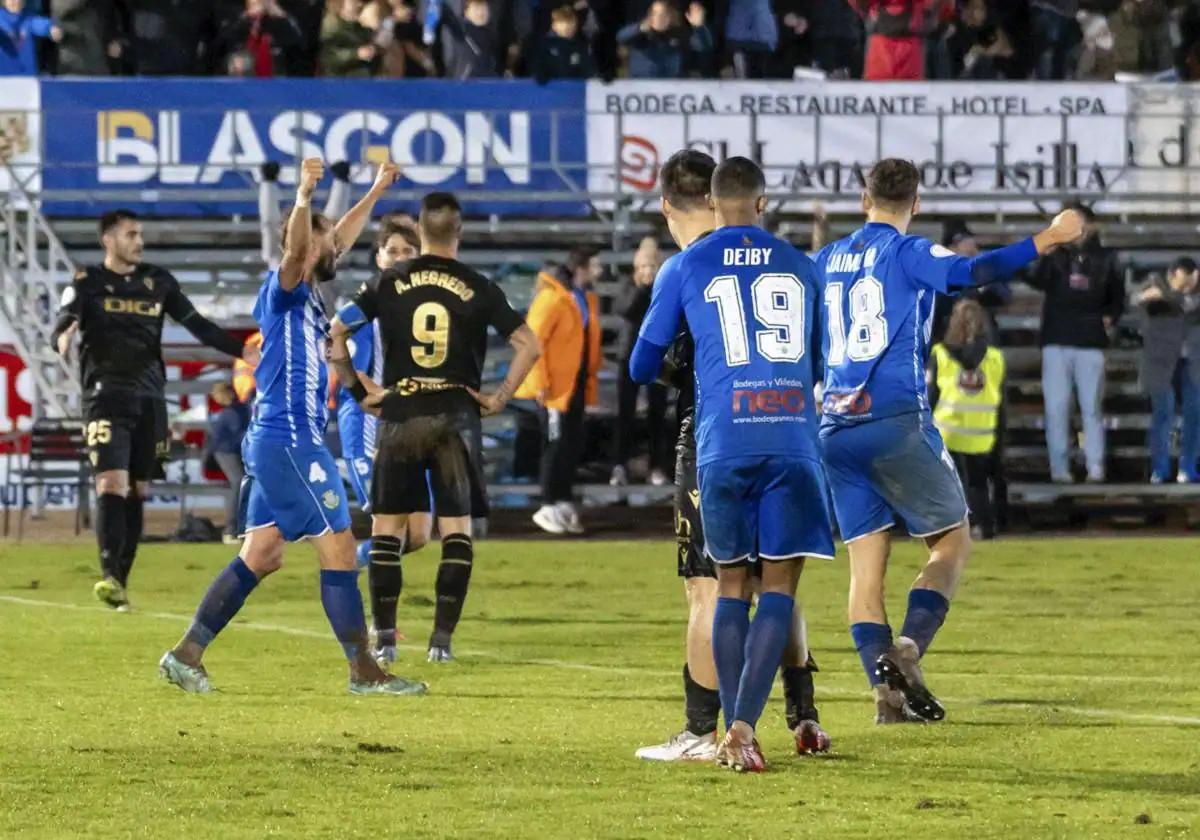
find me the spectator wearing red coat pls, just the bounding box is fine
[848,0,936,80]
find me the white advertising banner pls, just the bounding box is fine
[0,77,41,196]
[587,81,1154,212]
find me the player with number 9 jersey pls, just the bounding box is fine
[634,223,833,566]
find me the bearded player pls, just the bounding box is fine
[159,158,425,696]
[51,211,257,610]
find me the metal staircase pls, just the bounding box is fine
[0,163,80,420]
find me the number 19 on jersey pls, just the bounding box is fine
[704,273,807,367]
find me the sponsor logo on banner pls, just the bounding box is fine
[40,79,587,216]
[587,81,1143,211]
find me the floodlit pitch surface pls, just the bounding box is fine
[2,537,1198,838]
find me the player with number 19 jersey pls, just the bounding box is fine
[636,225,833,564]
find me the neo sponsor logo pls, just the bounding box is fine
[732,387,807,415]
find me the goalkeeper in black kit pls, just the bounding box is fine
[51,210,258,610]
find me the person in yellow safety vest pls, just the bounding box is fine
[928,298,1006,540]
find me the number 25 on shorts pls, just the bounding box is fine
[86,419,112,447]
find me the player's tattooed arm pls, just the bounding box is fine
[332,162,400,257]
[327,322,382,408]
[470,324,541,416]
[278,158,323,291]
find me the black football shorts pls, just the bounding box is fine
[373,412,486,518]
[84,393,168,480]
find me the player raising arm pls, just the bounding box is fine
[51,210,258,611]
[814,158,1084,723]
[630,158,834,772]
[159,158,425,697]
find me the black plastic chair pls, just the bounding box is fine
[3,419,91,541]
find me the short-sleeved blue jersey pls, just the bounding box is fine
[639,225,823,467]
[247,270,331,448]
[813,221,1034,428]
[335,320,382,457]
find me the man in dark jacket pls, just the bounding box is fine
[726,0,777,78]
[611,238,670,487]
[441,0,501,78]
[1031,0,1080,80]
[533,3,594,82]
[1026,204,1124,482]
[121,0,210,74]
[213,0,303,77]
[1133,257,1200,483]
[49,0,119,74]
[203,381,251,544]
[617,0,712,78]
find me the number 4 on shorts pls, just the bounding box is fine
[308,461,328,484]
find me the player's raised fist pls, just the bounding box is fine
[371,161,401,195]
[298,158,324,199]
[1048,208,1085,245]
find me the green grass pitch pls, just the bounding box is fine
[2,536,1198,838]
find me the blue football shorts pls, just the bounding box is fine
[696,455,835,565]
[819,411,968,543]
[240,436,352,542]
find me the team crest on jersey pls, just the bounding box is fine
[143,275,154,292]
[308,462,328,483]
[322,490,339,510]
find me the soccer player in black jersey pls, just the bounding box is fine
[50,210,257,610]
[633,151,829,762]
[330,192,541,663]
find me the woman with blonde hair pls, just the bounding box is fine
[928,297,1007,539]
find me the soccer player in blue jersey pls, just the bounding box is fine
[631,157,834,772]
[813,158,1084,723]
[159,158,426,696]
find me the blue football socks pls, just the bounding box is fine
[712,597,751,730]
[733,592,795,730]
[320,569,369,662]
[850,621,893,686]
[900,588,950,656]
[183,557,260,649]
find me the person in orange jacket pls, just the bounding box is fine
[515,246,603,535]
[232,330,263,404]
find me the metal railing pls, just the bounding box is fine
[0,161,80,419]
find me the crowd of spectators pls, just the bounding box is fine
[8,0,1200,81]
